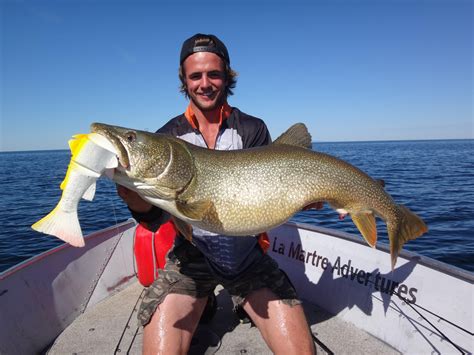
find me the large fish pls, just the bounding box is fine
[91,122,427,268]
[32,133,118,246]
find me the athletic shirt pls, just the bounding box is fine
[156,105,272,278]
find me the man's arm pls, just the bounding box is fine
[116,185,153,213]
[116,185,169,232]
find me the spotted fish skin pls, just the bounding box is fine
[91,122,427,268]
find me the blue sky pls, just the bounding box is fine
[2,0,472,151]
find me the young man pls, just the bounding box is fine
[118,33,315,354]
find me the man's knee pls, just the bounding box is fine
[142,294,208,354]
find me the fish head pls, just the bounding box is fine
[90,122,171,176]
[90,123,195,194]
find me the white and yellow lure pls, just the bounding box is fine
[32,133,118,247]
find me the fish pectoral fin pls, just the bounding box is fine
[171,217,193,242]
[176,199,213,221]
[273,123,312,149]
[351,212,377,247]
[137,185,177,200]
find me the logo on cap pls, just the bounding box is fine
[180,34,230,65]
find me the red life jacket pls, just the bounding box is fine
[133,221,176,286]
[133,221,270,287]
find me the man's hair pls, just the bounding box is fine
[178,36,238,99]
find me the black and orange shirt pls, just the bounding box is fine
[153,104,271,277]
[159,104,271,150]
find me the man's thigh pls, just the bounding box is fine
[138,240,218,327]
[243,287,315,354]
[143,293,208,354]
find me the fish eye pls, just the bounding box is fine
[125,131,136,143]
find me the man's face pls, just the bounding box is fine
[182,52,227,111]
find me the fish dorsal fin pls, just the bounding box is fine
[273,123,312,149]
[351,212,378,247]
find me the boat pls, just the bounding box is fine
[0,220,472,354]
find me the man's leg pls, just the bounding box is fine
[243,287,315,354]
[143,293,208,354]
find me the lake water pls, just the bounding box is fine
[1,139,472,273]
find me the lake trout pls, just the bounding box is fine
[32,133,118,246]
[91,122,427,268]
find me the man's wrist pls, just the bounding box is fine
[129,205,163,223]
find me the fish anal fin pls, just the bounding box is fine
[171,217,193,242]
[351,212,378,247]
[176,199,212,221]
[273,123,312,149]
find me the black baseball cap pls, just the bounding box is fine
[180,33,230,65]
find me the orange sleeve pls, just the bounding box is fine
[258,232,270,253]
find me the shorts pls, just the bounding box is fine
[137,240,301,326]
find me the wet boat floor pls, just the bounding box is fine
[48,280,399,354]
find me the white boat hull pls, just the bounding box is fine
[0,220,137,355]
[268,222,473,354]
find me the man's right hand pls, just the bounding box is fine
[116,185,153,213]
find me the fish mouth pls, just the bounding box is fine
[90,123,130,169]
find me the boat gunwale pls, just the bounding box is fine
[0,219,136,280]
[2,219,472,284]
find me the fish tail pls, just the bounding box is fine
[31,206,85,247]
[387,205,428,269]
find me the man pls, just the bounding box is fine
[118,33,315,354]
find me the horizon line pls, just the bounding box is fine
[1,137,472,154]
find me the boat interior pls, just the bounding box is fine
[47,280,400,354]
